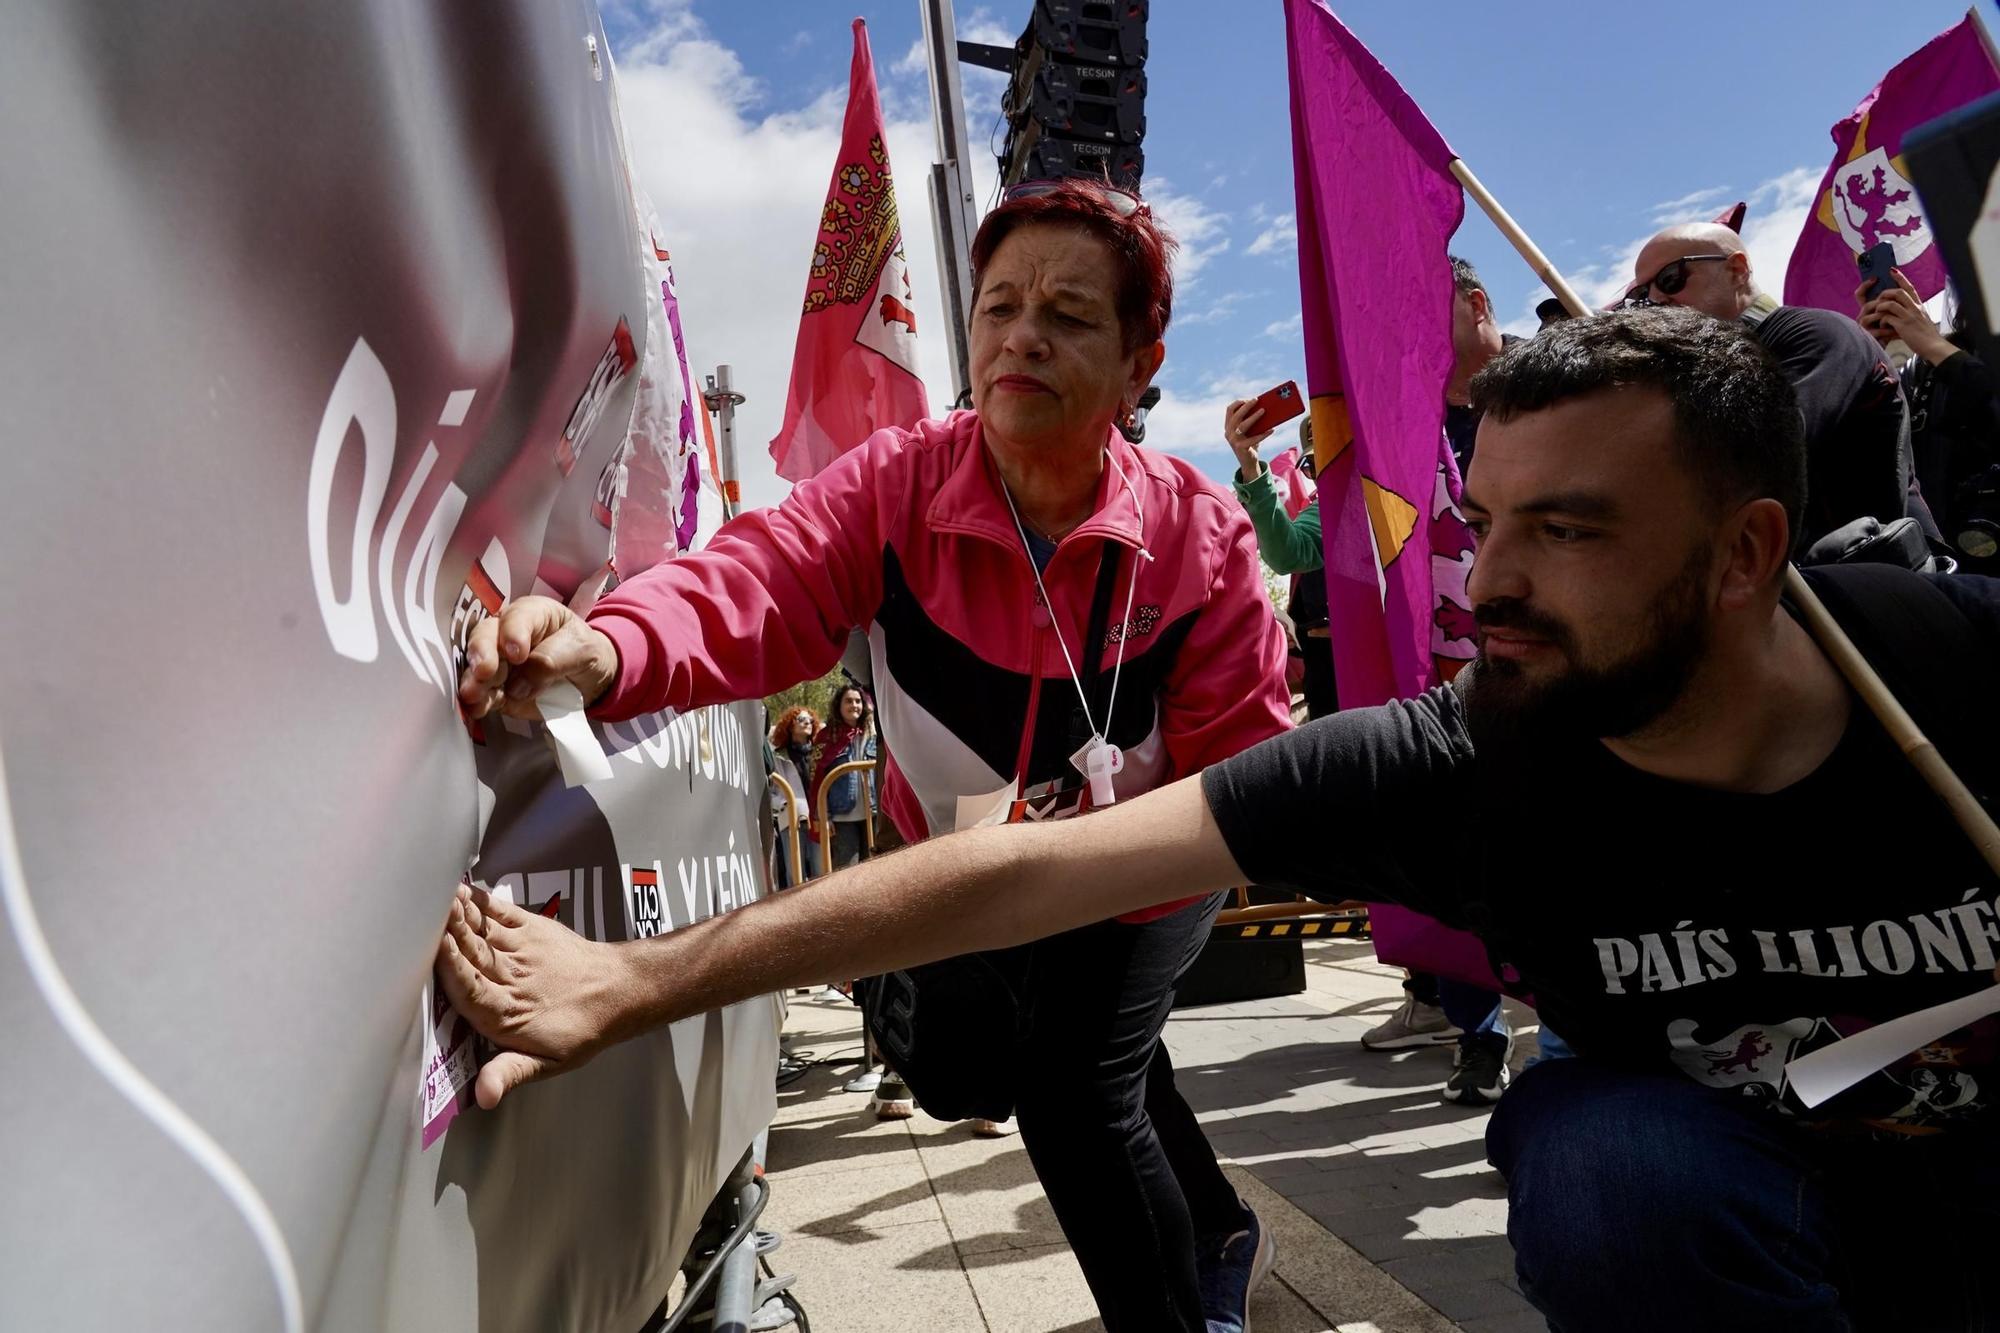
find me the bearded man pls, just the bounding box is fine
[438,309,2000,1331]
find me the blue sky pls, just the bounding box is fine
[604,0,1982,507]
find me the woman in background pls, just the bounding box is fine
[767,705,821,886]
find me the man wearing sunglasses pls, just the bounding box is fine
[1627,222,1913,550]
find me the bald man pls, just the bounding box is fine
[1627,223,1912,549]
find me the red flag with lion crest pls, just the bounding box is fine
[769,18,930,483]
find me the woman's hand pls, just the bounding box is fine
[1223,399,1274,480]
[1858,268,1955,365]
[457,595,620,721]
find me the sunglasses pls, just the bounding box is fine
[1623,254,1729,306]
[1001,178,1149,218]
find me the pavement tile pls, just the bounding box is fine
[1455,1313,1550,1333]
[775,1219,988,1331]
[1230,1167,1457,1333]
[1417,1279,1540,1323]
[755,937,1527,1330]
[958,1241,1101,1332]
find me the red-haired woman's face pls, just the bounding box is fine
[970,224,1161,452]
[789,711,816,742]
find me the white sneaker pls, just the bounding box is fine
[1360,996,1461,1050]
[967,1117,1016,1137]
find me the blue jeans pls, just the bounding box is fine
[1409,972,1508,1055]
[829,818,870,869]
[1487,1059,2000,1331]
[1437,977,1507,1055]
[773,828,820,888]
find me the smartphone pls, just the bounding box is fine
[1857,241,1897,299]
[1249,380,1305,432]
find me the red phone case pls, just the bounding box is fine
[1251,380,1305,431]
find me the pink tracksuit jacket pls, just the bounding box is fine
[586,409,1291,922]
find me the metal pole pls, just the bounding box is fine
[708,1173,760,1333]
[703,366,745,520]
[920,0,980,402]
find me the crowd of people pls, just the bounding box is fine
[440,178,2000,1332]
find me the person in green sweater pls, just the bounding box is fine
[1224,408,1323,575]
[1222,407,1334,726]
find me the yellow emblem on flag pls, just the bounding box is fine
[1363,477,1420,568]
[1309,394,1352,473]
[1313,392,1419,567]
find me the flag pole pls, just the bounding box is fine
[1971,5,2000,77]
[702,366,745,521]
[1450,156,2000,877]
[1448,159,1592,316]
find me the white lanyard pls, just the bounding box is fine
[1000,458,1146,805]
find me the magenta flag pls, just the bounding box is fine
[1784,15,2000,311]
[769,19,930,482]
[1286,0,1506,993]
[1285,0,1463,709]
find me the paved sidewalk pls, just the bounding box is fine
[757,940,1543,1332]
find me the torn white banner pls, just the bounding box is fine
[537,681,614,787]
[1785,982,2000,1109]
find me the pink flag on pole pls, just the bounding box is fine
[1267,445,1316,519]
[769,18,929,483]
[1285,0,1504,992]
[1284,0,1463,710]
[1784,15,2000,311]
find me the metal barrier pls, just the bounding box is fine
[811,758,878,876]
[767,771,805,887]
[1213,886,1371,939]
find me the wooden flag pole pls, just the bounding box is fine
[1452,158,2000,878]
[1971,5,2000,79]
[1448,159,1592,317]
[1785,576,2000,875]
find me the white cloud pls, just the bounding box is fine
[612,10,998,510]
[1246,212,1297,257]
[1648,184,1728,222]
[1262,312,1303,339]
[1147,180,1231,286]
[1496,165,1822,337]
[1141,352,1300,458]
[1740,166,1823,298]
[1177,288,1263,327]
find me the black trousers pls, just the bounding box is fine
[1012,892,1243,1332]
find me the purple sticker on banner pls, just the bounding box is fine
[421,979,477,1148]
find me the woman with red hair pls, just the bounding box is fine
[767,704,821,886]
[456,178,1290,1332]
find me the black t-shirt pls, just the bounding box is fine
[1202,573,2000,1135]
[1749,305,1910,547]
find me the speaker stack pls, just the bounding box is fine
[999,1,1149,191]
